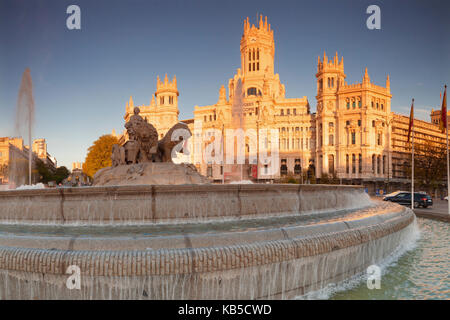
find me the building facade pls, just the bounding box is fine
[119,16,448,189]
[0,137,57,185]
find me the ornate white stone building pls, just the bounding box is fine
[120,16,447,189]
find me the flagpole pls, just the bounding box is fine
[445,85,449,216]
[222,123,225,185]
[411,99,415,210]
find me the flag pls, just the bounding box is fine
[440,85,447,133]
[407,99,414,143]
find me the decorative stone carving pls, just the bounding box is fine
[111,144,126,167]
[157,122,192,163]
[101,108,204,186]
[113,107,191,164]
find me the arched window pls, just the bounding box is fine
[372,154,376,173]
[329,134,334,146]
[359,154,362,173]
[377,155,381,174]
[294,159,301,174]
[328,155,334,174]
[346,154,349,174]
[352,154,356,173]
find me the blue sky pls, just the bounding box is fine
[0,0,449,168]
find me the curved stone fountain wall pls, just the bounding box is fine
[0,185,415,299]
[0,184,370,224]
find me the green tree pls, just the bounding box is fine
[35,158,53,183]
[53,166,70,184]
[83,134,119,178]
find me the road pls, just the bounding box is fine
[371,197,450,222]
[414,199,450,222]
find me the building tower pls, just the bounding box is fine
[123,74,180,141]
[231,15,285,101]
[315,52,345,176]
[154,74,180,138]
[240,16,275,79]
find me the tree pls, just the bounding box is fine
[54,166,70,184]
[83,134,119,178]
[405,142,446,194]
[35,158,53,183]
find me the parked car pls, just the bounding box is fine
[383,192,433,208]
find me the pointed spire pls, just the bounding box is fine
[156,75,161,90]
[323,51,327,64]
[340,56,344,68]
[363,68,370,83]
[164,73,168,85]
[264,16,268,30]
[151,95,155,107]
[335,51,338,64]
[386,74,390,90]
[218,85,226,103]
[173,75,177,88]
[129,96,134,108]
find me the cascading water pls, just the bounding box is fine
[0,183,418,299]
[9,68,35,188]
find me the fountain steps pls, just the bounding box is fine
[0,203,405,251]
[0,184,416,299]
[0,205,414,299]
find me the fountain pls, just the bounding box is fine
[0,101,417,300]
[9,68,35,188]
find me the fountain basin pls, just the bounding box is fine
[0,184,370,224]
[0,185,416,299]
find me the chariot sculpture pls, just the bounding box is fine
[111,107,191,166]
